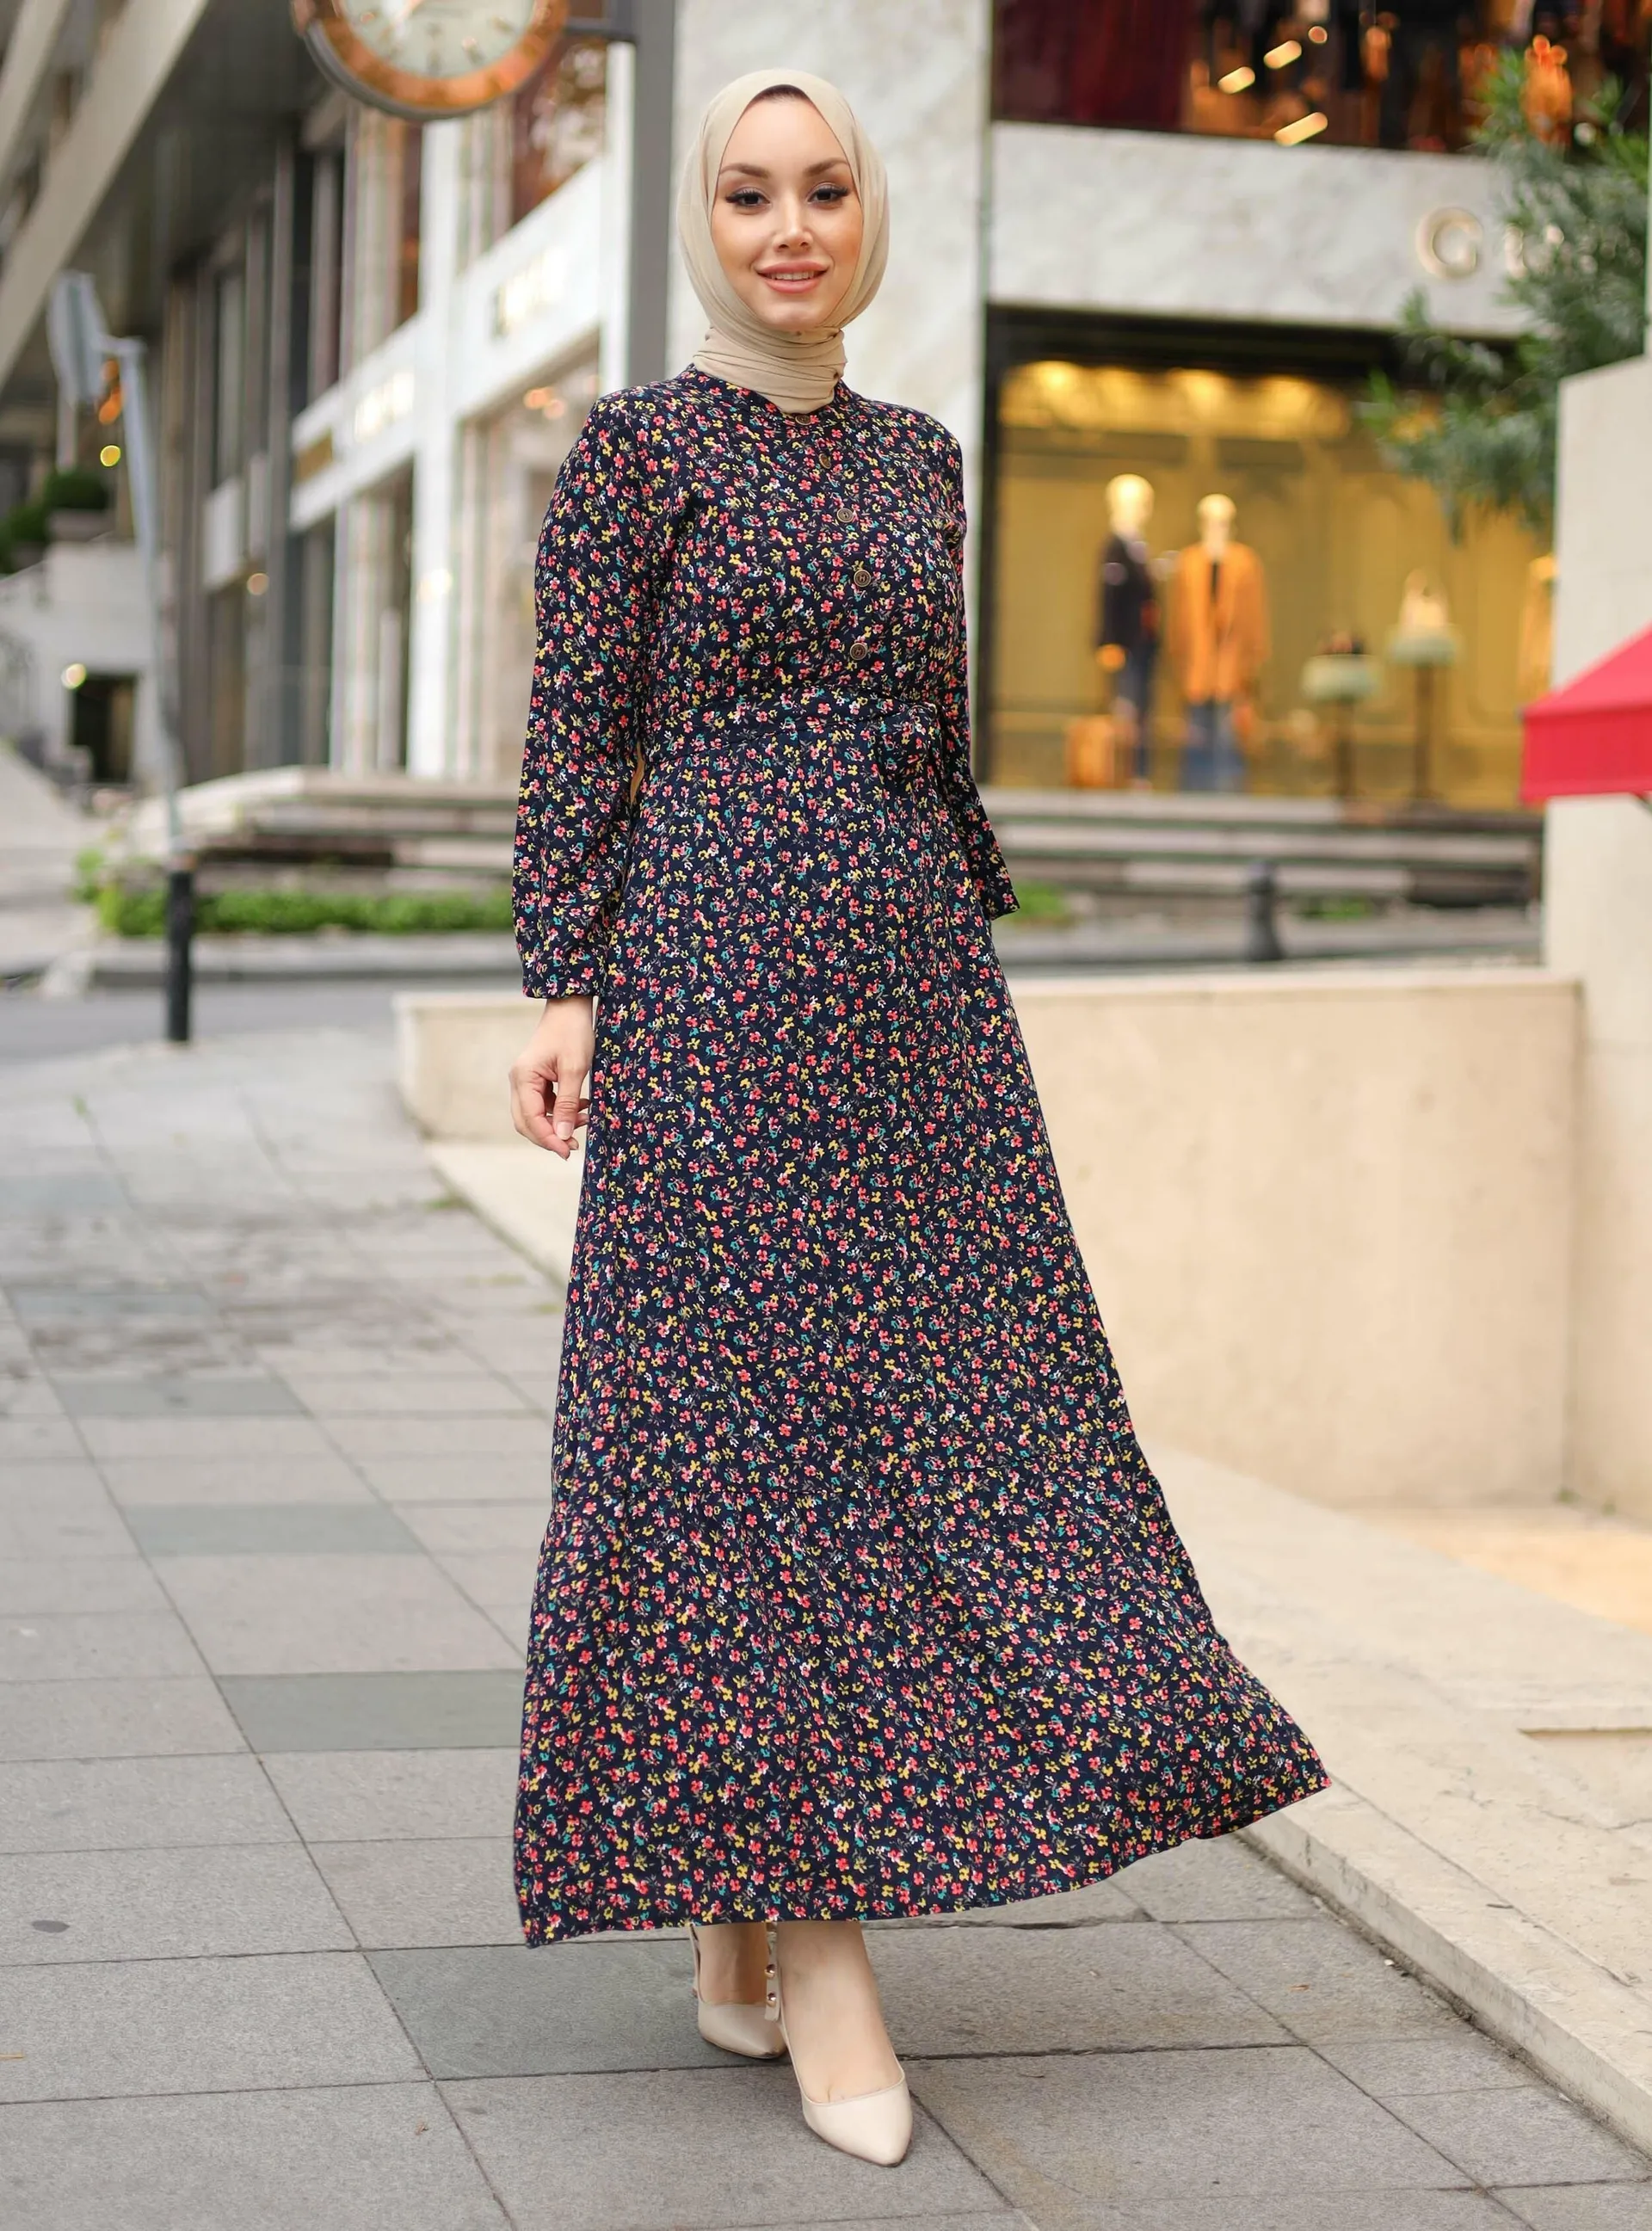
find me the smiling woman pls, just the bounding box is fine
[507,58,1326,2185]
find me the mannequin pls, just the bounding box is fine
[1168,494,1269,794]
[1094,474,1159,786]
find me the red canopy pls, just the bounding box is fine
[1522,620,1652,802]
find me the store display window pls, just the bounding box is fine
[986,350,1543,804]
[992,1,1651,152]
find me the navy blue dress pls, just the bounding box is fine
[511,367,1326,1943]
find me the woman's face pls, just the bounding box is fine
[709,95,864,334]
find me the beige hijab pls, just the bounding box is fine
[676,68,889,415]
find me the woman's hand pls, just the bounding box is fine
[509,995,595,1158]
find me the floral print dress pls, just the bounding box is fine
[511,367,1326,1943]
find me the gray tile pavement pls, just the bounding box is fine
[220,1671,525,1752]
[0,1022,1645,2229]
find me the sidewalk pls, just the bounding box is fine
[3,1024,1649,2230]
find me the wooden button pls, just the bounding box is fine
[835,504,855,524]
[848,636,871,663]
[854,564,872,589]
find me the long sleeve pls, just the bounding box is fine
[513,394,668,999]
[934,434,1018,923]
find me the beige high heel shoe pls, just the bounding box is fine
[767,1947,912,2166]
[686,1921,787,2060]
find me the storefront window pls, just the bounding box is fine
[988,353,1541,804]
[992,2,1651,152]
[512,37,607,224]
[453,355,599,781]
[458,37,607,266]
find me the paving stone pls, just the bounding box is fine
[1499,2189,1652,2229]
[310,1839,521,1947]
[372,1938,728,2077]
[0,1753,295,1851]
[0,1951,422,2101]
[1392,2088,1649,2185]
[871,1917,1285,2055]
[126,1502,421,1556]
[158,1553,520,1674]
[6,1285,217,1323]
[1173,1916,1464,2043]
[443,2067,1008,2229]
[262,1747,520,1840]
[0,1476,133,1558]
[726,2221,1025,2231]
[251,1343,517,1376]
[397,1502,551,1555]
[275,1373,533,1417]
[0,1175,126,1212]
[1322,2033,1538,2096]
[53,1374,307,1418]
[0,1556,164,1614]
[100,1453,373,1505]
[0,1418,84,1461]
[484,1599,531,1651]
[221,1673,523,1753]
[1119,1834,1319,1921]
[75,1415,336,1459]
[0,1375,64,1416]
[359,1457,552,1503]
[0,1609,204,1680]
[1000,2197,1520,2230]
[0,1676,246,1760]
[0,2084,509,2231]
[907,2048,1466,2216]
[327,1414,554,1459]
[435,1549,539,1608]
[0,1844,353,1963]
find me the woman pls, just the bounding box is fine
[509,68,1327,2169]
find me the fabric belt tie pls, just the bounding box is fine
[691,689,940,792]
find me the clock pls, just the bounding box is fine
[293,0,565,121]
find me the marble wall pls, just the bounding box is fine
[990,124,1522,338]
[670,0,992,501]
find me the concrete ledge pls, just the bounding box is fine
[1161,1448,1652,2156]
[427,1138,583,1291]
[1245,1788,1652,2154]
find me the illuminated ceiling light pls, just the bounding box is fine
[1217,65,1255,91]
[246,571,268,596]
[1308,22,1328,39]
[61,663,87,689]
[99,444,121,467]
[1265,38,1303,66]
[1276,110,1329,144]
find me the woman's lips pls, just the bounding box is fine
[758,268,828,291]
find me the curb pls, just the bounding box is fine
[1244,1789,1652,2154]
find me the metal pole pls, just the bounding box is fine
[1244,859,1285,964]
[113,336,194,1042]
[624,0,676,385]
[568,1,676,386]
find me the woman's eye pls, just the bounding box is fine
[727,188,767,209]
[811,185,849,204]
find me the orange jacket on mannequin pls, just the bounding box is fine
[1168,540,1269,705]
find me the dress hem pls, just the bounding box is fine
[515,1764,1331,1946]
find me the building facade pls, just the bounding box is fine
[0,0,1640,807]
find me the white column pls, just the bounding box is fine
[1545,345,1652,1520]
[405,121,462,778]
[598,36,635,398]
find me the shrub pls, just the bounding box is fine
[96,881,516,939]
[42,465,111,514]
